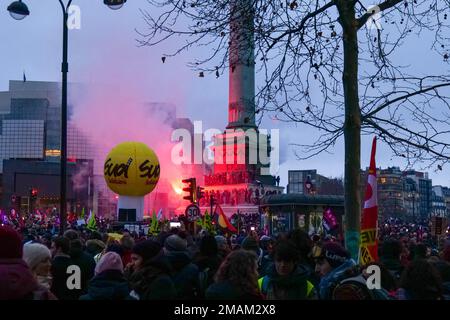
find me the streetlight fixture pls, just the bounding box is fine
[104,0,127,10]
[7,0,29,20]
[9,0,126,234]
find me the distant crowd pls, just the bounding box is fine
[1,219,449,300]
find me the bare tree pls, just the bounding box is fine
[137,0,450,258]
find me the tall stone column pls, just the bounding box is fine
[227,0,256,129]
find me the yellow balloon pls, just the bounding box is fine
[104,142,160,196]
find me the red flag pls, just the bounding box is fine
[359,137,379,264]
[214,204,237,233]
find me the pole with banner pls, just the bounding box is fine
[359,137,379,265]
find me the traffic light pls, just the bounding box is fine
[182,178,197,203]
[30,188,38,199]
[197,186,205,201]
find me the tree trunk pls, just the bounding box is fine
[338,2,361,260]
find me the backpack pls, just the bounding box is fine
[333,274,395,300]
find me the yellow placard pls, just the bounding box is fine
[104,142,160,196]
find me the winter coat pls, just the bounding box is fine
[206,280,263,300]
[0,259,56,300]
[166,251,200,299]
[69,248,96,295]
[127,258,177,300]
[51,254,79,300]
[80,270,134,300]
[258,265,316,300]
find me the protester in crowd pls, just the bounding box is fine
[126,239,176,300]
[206,250,262,300]
[68,239,96,297]
[164,234,200,299]
[50,236,77,300]
[23,242,54,293]
[287,229,318,286]
[395,259,443,300]
[241,236,264,273]
[120,235,135,267]
[85,239,106,259]
[215,235,231,261]
[379,239,404,286]
[0,226,55,300]
[193,235,223,297]
[258,240,316,299]
[80,252,133,300]
[258,235,275,277]
[313,241,356,299]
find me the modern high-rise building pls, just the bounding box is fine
[403,170,433,220]
[0,80,95,214]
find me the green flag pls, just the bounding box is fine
[87,209,97,231]
[80,207,85,219]
[148,209,159,236]
[197,209,215,235]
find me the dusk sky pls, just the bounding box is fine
[1,0,449,188]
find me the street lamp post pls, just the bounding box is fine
[8,0,127,235]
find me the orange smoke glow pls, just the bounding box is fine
[172,182,183,195]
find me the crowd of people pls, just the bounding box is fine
[1,218,449,300]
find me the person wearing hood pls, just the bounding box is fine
[164,234,200,299]
[23,242,54,294]
[0,226,55,300]
[126,239,176,300]
[258,240,316,300]
[80,252,134,300]
[313,241,356,300]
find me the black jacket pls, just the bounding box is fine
[80,270,134,300]
[166,251,200,299]
[51,255,79,300]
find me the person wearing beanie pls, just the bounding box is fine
[163,235,200,299]
[126,240,176,300]
[80,252,133,300]
[313,241,356,299]
[0,226,55,300]
[23,243,53,291]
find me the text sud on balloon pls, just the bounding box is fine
[103,142,160,196]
